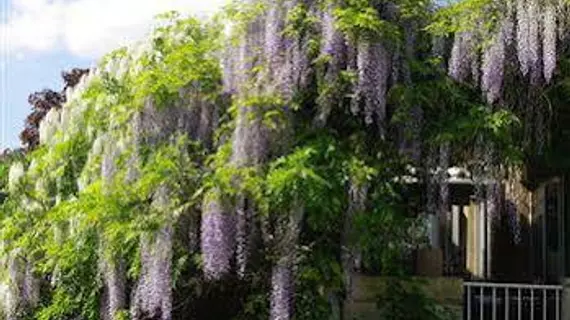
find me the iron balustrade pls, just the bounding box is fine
[463,282,563,320]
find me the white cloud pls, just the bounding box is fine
[1,0,227,59]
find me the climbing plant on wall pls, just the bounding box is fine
[1,0,566,319]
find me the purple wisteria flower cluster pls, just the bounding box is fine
[353,41,390,130]
[131,225,173,320]
[269,265,294,320]
[201,194,236,280]
[316,4,347,125]
[482,25,506,104]
[543,3,557,83]
[449,32,475,82]
[449,0,562,104]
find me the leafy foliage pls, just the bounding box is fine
[376,278,456,320]
[0,1,539,319]
[389,58,522,167]
[427,0,501,37]
[335,0,401,42]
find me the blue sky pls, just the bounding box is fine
[0,0,226,150]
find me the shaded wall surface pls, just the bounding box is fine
[347,275,463,319]
[418,170,568,284]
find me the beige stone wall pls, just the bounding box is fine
[504,167,533,221]
[347,275,463,320]
[465,202,481,278]
[499,168,562,281]
[494,167,535,281]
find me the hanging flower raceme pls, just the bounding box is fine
[99,143,127,320]
[230,104,266,279]
[281,5,313,99]
[38,108,61,146]
[229,2,287,277]
[6,252,23,320]
[471,47,481,85]
[316,2,348,126]
[200,191,236,280]
[100,257,127,320]
[269,202,304,320]
[128,103,195,318]
[265,0,286,83]
[8,163,24,193]
[528,0,541,82]
[78,134,108,192]
[481,22,507,104]
[132,228,173,320]
[517,0,531,76]
[449,32,475,82]
[270,264,294,320]
[353,40,391,130]
[2,248,40,320]
[543,2,557,83]
[230,107,271,280]
[222,45,238,95]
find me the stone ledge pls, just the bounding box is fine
[352,275,463,306]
